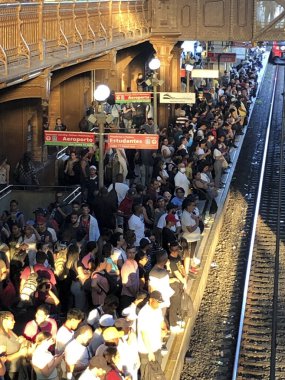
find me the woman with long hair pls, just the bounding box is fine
[32,332,63,380]
[0,311,28,380]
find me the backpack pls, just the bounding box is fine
[94,270,122,296]
[20,266,38,304]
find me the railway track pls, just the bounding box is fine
[234,65,285,379]
[182,64,285,379]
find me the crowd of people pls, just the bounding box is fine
[0,50,264,380]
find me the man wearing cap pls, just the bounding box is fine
[137,291,166,379]
[95,326,124,356]
[88,314,116,356]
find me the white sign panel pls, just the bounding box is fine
[191,69,220,78]
[160,92,196,104]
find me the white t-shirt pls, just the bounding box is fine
[137,304,163,354]
[108,182,129,205]
[65,339,91,371]
[128,214,145,246]
[32,347,57,380]
[174,171,190,196]
[181,210,201,242]
[111,247,127,264]
[56,325,74,352]
[79,368,99,380]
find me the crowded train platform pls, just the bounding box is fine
[0,46,266,380]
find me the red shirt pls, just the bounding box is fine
[20,264,56,286]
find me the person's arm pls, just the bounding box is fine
[31,227,41,242]
[185,219,199,233]
[46,289,60,306]
[38,353,64,377]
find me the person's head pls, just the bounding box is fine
[169,241,180,255]
[104,346,120,367]
[103,295,119,314]
[35,305,50,325]
[178,163,186,173]
[126,245,136,261]
[10,200,19,212]
[139,237,152,253]
[89,356,110,379]
[89,166,97,177]
[0,259,8,281]
[163,191,172,203]
[132,203,143,216]
[94,255,106,271]
[56,117,62,125]
[66,308,85,330]
[81,203,90,216]
[66,244,80,269]
[162,138,169,146]
[176,187,185,199]
[156,196,166,209]
[0,311,15,333]
[127,188,136,199]
[124,230,136,246]
[155,250,168,267]
[36,216,47,233]
[72,201,81,213]
[70,151,77,160]
[102,242,113,258]
[115,173,124,183]
[75,325,93,346]
[135,250,148,267]
[36,250,47,265]
[70,212,79,225]
[102,326,124,345]
[11,223,21,237]
[35,331,54,350]
[149,291,164,310]
[165,213,178,228]
[182,198,196,213]
[150,179,161,191]
[110,232,125,248]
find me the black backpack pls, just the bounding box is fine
[95,270,122,296]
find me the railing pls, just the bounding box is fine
[0,0,150,78]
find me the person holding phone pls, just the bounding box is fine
[32,332,64,380]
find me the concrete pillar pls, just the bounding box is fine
[150,37,179,128]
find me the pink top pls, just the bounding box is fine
[23,318,57,342]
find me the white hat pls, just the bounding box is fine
[99,314,115,327]
[89,165,97,170]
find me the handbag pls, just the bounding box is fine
[144,360,166,380]
[221,157,229,169]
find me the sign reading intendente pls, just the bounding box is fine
[115,92,152,103]
[44,131,95,147]
[108,133,159,150]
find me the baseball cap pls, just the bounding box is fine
[149,290,164,303]
[103,327,124,341]
[89,165,97,170]
[127,188,136,196]
[115,318,133,329]
[99,314,115,327]
[165,213,178,223]
[89,356,110,371]
[139,237,151,249]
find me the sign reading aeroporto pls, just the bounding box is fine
[115,92,152,103]
[44,131,95,147]
[108,133,159,150]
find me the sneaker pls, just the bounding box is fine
[192,256,201,266]
[189,266,198,275]
[170,325,184,334]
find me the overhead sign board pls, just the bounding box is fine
[191,69,219,78]
[207,52,236,63]
[115,92,152,103]
[160,92,196,104]
[44,131,95,147]
[108,133,158,150]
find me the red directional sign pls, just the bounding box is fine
[207,52,236,63]
[108,133,159,150]
[115,92,152,103]
[44,131,95,147]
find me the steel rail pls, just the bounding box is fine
[231,65,280,380]
[270,69,285,379]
